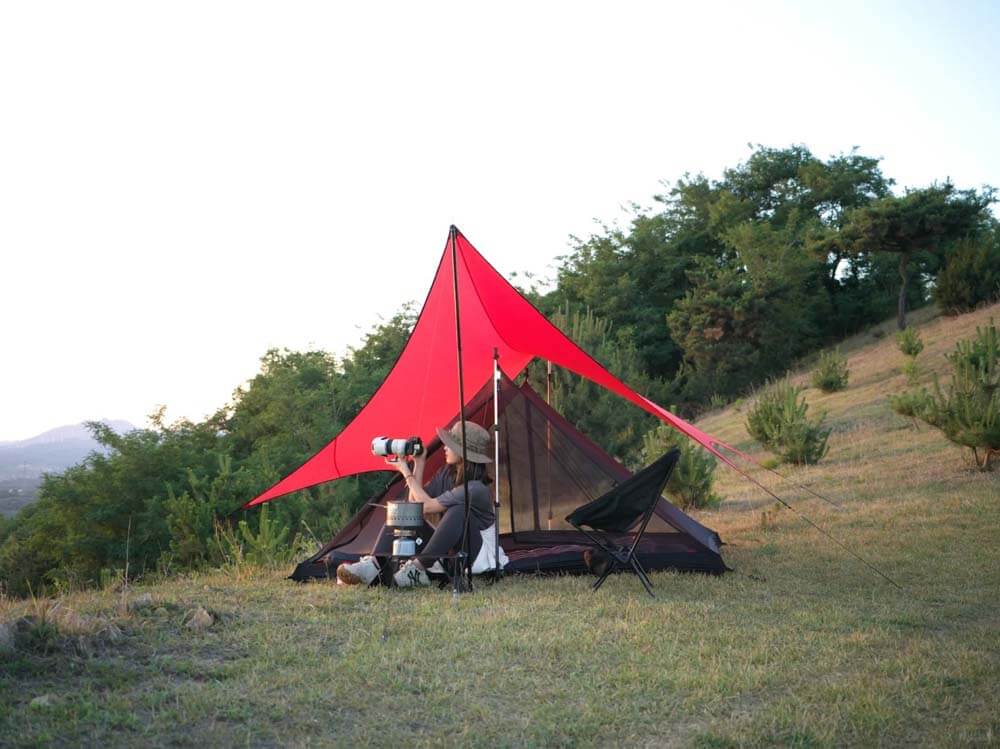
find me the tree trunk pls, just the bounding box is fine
[897,252,910,330]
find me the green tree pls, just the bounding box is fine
[934,222,1000,313]
[668,219,829,402]
[0,306,418,596]
[524,305,671,466]
[817,184,994,329]
[719,145,890,232]
[222,306,416,540]
[550,145,892,399]
[0,415,225,595]
[162,454,236,568]
[547,209,709,378]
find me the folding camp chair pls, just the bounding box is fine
[565,449,681,598]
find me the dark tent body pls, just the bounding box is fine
[290,377,725,582]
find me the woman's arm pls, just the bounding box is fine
[411,451,426,486]
[403,474,447,514]
[406,452,427,502]
[390,457,446,514]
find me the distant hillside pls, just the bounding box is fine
[0,420,135,517]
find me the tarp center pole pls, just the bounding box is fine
[493,348,502,580]
[546,360,553,530]
[449,225,473,596]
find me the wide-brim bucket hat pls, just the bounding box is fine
[435,421,493,464]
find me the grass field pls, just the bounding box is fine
[2,304,999,748]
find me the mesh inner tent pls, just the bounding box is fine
[493,378,681,538]
[501,384,612,533]
[382,375,681,536]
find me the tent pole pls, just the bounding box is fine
[449,225,473,595]
[493,348,502,580]
[546,360,553,530]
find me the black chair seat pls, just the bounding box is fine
[565,449,681,597]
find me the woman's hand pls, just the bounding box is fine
[387,456,413,479]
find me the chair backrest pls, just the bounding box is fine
[564,449,681,533]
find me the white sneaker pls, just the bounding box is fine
[337,555,380,586]
[393,559,430,588]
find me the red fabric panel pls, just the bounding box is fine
[455,233,748,470]
[246,229,741,507]
[247,232,531,506]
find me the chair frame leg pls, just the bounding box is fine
[632,555,655,591]
[629,555,655,597]
[591,560,618,591]
[573,526,659,597]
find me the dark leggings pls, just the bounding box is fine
[418,505,483,568]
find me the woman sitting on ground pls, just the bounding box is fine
[336,421,495,588]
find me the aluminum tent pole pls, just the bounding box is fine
[492,348,502,580]
[449,225,472,595]
[546,360,553,530]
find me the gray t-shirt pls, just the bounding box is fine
[424,467,494,531]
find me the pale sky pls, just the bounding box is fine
[1,1,998,441]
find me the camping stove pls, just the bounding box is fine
[386,500,424,557]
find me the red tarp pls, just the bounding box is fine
[246,228,747,507]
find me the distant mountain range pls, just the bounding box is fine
[0,420,136,517]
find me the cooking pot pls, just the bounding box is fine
[386,500,424,528]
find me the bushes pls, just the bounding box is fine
[215,504,302,572]
[775,415,832,465]
[896,327,924,358]
[745,380,792,449]
[0,309,427,598]
[640,424,720,509]
[902,358,921,385]
[934,230,1000,314]
[892,320,1000,470]
[888,390,927,426]
[811,349,849,392]
[163,455,236,568]
[897,327,924,384]
[746,381,830,464]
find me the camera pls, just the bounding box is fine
[371,436,424,459]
